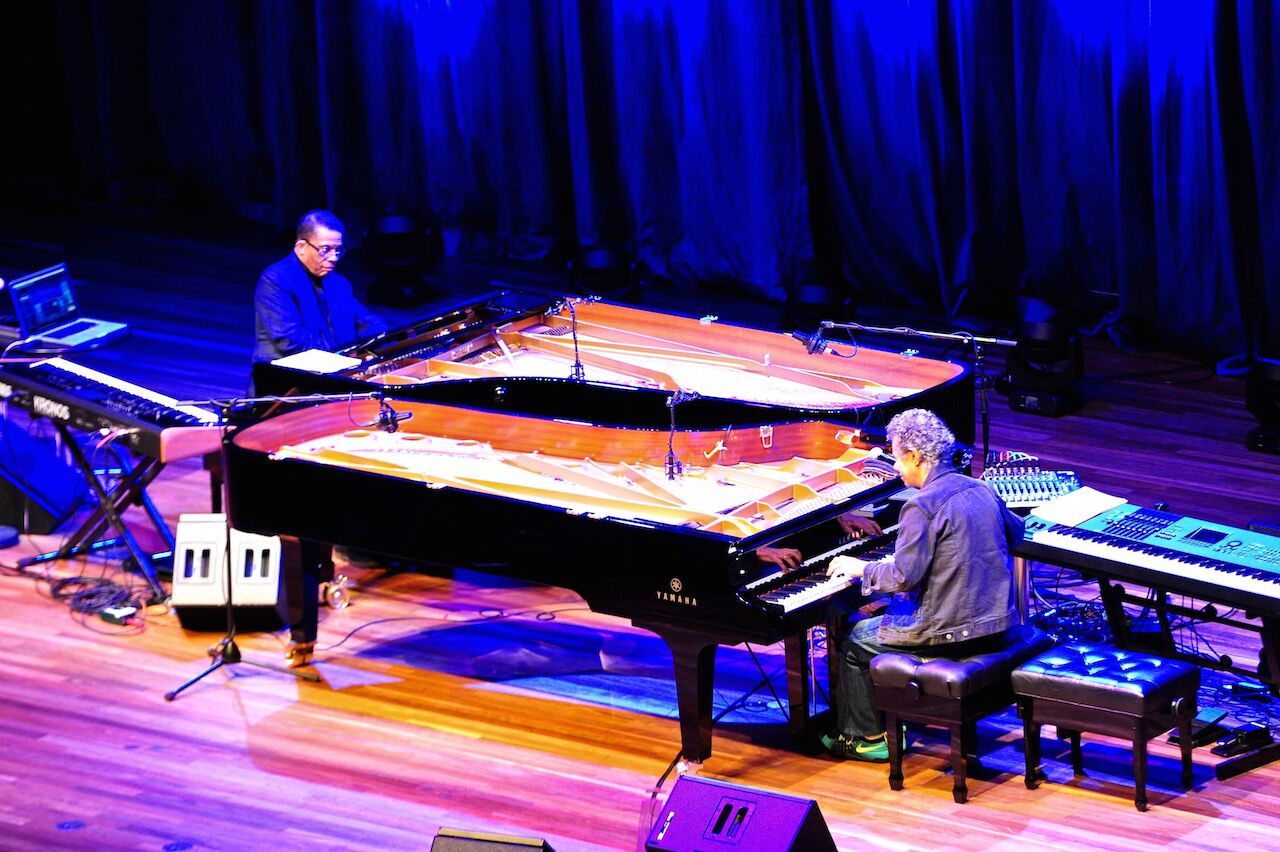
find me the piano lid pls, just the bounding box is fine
[253,292,975,436]
[354,297,964,409]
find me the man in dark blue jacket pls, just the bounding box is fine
[253,209,387,364]
[823,408,1024,761]
[252,210,387,666]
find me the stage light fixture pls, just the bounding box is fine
[1004,297,1083,417]
[1246,356,1280,454]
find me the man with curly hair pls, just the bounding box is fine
[822,408,1024,761]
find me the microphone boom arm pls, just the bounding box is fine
[816,321,1017,475]
[818,321,1017,350]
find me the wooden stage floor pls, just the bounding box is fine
[3,207,1280,850]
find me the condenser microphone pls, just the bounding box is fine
[866,446,897,465]
[364,401,413,433]
[790,329,828,355]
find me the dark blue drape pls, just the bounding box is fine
[12,0,1278,357]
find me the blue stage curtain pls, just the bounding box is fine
[28,0,1279,356]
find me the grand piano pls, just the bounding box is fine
[224,398,904,759]
[252,292,975,438]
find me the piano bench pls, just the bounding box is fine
[1011,643,1199,811]
[870,625,1053,804]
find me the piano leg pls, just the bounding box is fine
[203,451,224,513]
[635,620,818,762]
[638,622,718,762]
[783,633,813,743]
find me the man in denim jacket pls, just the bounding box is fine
[822,408,1024,761]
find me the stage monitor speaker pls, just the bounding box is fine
[0,421,83,533]
[430,828,554,851]
[646,775,836,852]
[171,513,282,632]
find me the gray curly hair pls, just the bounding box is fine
[886,409,955,465]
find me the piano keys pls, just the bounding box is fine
[252,292,975,437]
[0,357,221,462]
[224,398,904,759]
[748,525,898,615]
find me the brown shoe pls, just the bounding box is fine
[285,641,316,668]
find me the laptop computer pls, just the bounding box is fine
[5,263,128,349]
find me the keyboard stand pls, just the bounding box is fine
[17,420,171,602]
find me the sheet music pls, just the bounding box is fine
[1030,485,1127,528]
[271,348,362,373]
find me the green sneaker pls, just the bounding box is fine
[821,732,889,763]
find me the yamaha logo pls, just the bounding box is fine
[657,577,697,607]
[32,396,71,421]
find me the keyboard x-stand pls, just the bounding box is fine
[1,358,222,601]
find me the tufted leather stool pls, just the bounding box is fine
[869,625,1054,803]
[1012,644,1199,811]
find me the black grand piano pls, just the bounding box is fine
[224,398,904,759]
[252,292,975,438]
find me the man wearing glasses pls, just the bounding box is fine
[253,209,387,365]
[252,209,388,666]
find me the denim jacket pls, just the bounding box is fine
[862,465,1023,646]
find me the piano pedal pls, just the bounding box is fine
[675,758,703,777]
[321,574,352,609]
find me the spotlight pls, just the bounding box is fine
[1004,297,1083,417]
[1246,356,1280,454]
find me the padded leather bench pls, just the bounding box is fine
[870,625,1054,803]
[1011,643,1199,811]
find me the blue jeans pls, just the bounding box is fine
[834,616,1009,738]
[834,615,895,738]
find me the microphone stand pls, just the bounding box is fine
[559,296,587,381]
[163,390,385,702]
[664,389,700,479]
[818,321,1017,473]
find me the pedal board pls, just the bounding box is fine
[1210,723,1275,758]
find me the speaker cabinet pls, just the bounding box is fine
[646,776,836,851]
[0,423,83,533]
[430,828,554,851]
[171,513,282,632]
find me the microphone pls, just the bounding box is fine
[667,388,701,407]
[790,329,829,355]
[866,446,897,466]
[364,401,413,433]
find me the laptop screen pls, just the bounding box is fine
[8,264,79,336]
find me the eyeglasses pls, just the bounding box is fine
[303,238,345,259]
